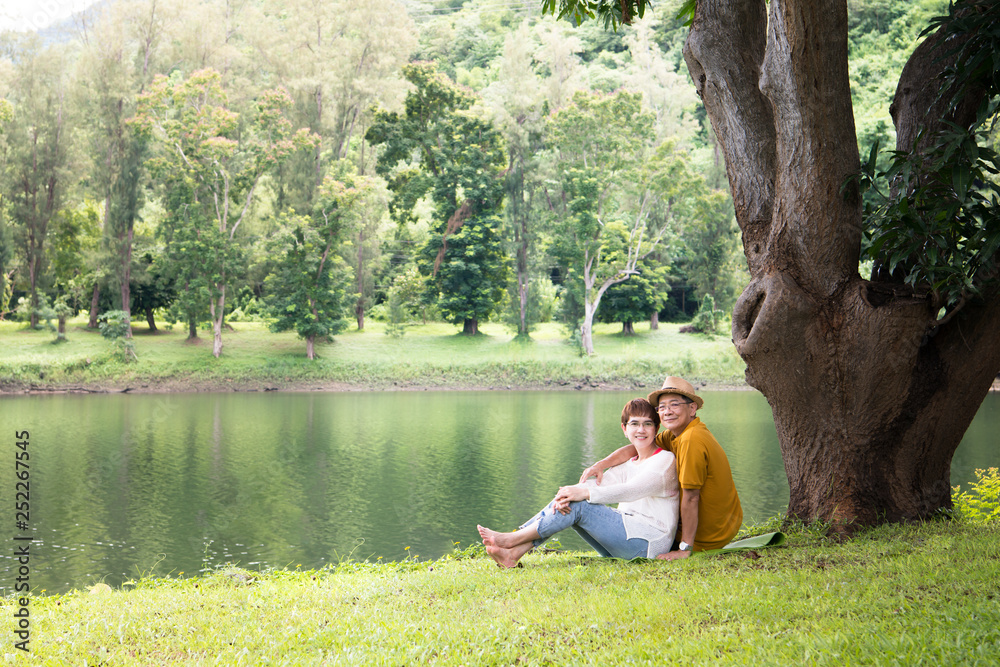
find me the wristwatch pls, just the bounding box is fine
[678,541,692,552]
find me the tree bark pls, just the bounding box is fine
[88,282,101,328]
[462,318,478,336]
[356,228,365,330]
[120,224,134,339]
[145,306,157,332]
[210,286,225,358]
[649,310,659,331]
[621,321,635,335]
[306,334,315,360]
[686,0,1000,531]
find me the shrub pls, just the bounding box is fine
[682,294,725,336]
[98,310,137,362]
[954,467,1000,524]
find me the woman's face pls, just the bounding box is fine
[621,413,657,448]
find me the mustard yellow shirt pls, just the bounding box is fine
[656,417,742,551]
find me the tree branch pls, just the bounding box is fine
[684,0,774,276]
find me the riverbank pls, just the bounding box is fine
[6,518,997,665]
[0,317,748,394]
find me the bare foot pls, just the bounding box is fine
[486,542,533,569]
[477,524,499,546]
[478,525,523,548]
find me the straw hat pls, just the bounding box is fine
[647,376,703,409]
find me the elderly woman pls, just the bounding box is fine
[477,398,679,568]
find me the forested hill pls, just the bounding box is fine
[0,0,948,357]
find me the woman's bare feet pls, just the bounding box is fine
[477,524,498,546]
[486,541,533,569]
[477,524,521,548]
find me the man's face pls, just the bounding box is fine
[657,394,697,436]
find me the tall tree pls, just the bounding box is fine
[260,0,415,207]
[264,212,350,359]
[318,171,390,331]
[366,62,508,335]
[135,68,316,356]
[484,22,548,337]
[1,36,72,328]
[595,257,669,334]
[75,0,165,337]
[546,0,1000,529]
[547,90,675,355]
[0,97,14,319]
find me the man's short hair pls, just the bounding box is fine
[621,398,660,430]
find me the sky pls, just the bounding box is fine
[0,0,102,32]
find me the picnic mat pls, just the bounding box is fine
[703,531,786,555]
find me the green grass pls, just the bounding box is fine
[5,518,997,665]
[0,317,746,392]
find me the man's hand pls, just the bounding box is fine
[655,550,692,561]
[579,445,637,484]
[578,464,604,485]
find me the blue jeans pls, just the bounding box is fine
[522,500,649,560]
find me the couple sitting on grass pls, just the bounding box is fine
[477,376,743,568]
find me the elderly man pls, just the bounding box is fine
[579,376,742,560]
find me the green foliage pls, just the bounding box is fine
[367,62,504,224]
[98,310,137,361]
[383,264,427,337]
[422,214,510,330]
[953,467,1000,524]
[685,293,724,336]
[855,0,1000,314]
[263,215,351,358]
[595,260,669,332]
[541,0,652,30]
[367,62,508,334]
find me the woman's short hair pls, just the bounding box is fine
[621,398,660,430]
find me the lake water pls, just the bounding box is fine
[2,390,997,595]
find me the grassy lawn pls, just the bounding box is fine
[0,317,746,391]
[6,518,998,665]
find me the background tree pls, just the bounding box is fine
[134,69,316,356]
[260,0,415,208]
[421,213,510,334]
[76,0,164,337]
[680,188,741,312]
[547,90,675,354]
[0,98,14,320]
[318,170,391,331]
[484,22,549,338]
[595,258,669,334]
[366,62,508,335]
[1,36,72,328]
[264,213,350,359]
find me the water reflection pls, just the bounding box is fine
[1,390,996,595]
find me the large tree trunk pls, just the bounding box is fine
[145,306,157,332]
[685,0,1000,531]
[462,318,479,336]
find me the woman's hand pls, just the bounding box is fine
[553,484,590,514]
